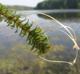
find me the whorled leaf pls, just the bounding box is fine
[0,3,50,55]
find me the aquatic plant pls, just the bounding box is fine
[0,3,50,55]
[0,3,80,66]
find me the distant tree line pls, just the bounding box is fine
[36,0,80,18]
[7,5,33,10]
[36,0,80,9]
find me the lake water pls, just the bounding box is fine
[0,11,80,74]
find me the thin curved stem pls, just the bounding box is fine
[39,56,73,66]
[27,12,80,66]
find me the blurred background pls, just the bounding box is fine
[0,0,80,74]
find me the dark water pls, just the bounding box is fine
[0,11,80,74]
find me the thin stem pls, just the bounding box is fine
[27,12,80,66]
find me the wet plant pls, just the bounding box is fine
[0,3,80,66]
[0,3,50,55]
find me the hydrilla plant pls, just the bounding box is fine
[0,3,50,55]
[0,3,79,66]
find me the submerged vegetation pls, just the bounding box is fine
[0,3,50,55]
[0,3,80,74]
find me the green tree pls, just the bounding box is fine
[36,0,80,9]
